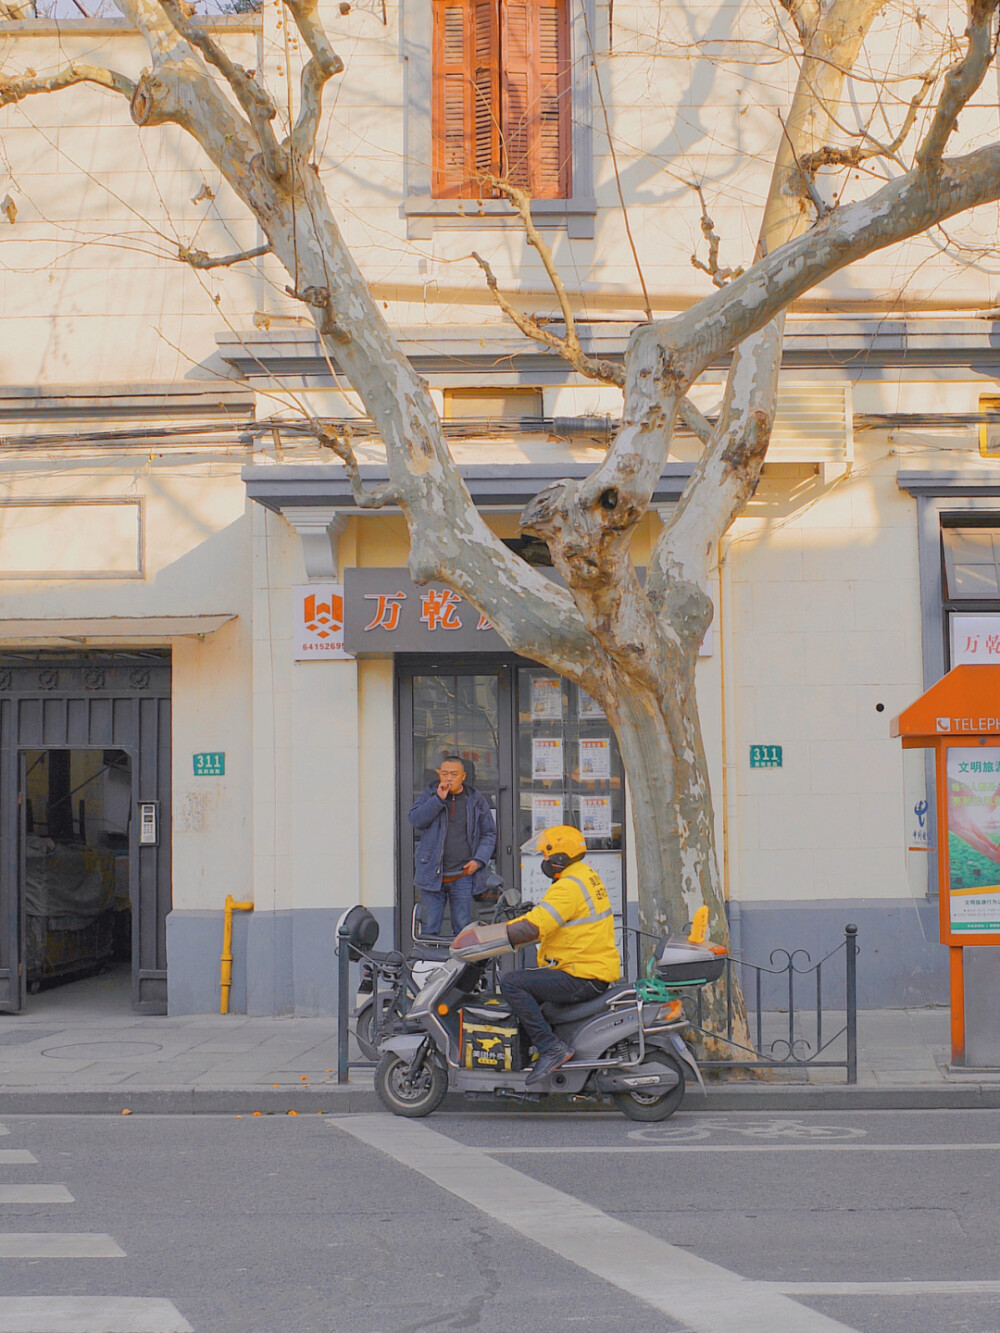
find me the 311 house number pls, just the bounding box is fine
[750,745,783,769]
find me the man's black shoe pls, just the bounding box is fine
[525,1039,575,1087]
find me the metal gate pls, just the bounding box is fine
[0,654,171,1014]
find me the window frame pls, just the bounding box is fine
[401,0,596,237]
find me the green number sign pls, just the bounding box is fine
[750,745,782,769]
[193,752,225,776]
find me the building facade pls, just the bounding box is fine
[2,1,999,1014]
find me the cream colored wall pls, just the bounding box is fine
[726,435,924,905]
[4,1,998,395]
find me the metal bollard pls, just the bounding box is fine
[337,923,351,1085]
[845,923,858,1085]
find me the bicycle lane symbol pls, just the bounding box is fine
[627,1116,869,1144]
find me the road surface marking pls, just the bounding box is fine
[0,1151,37,1164]
[0,1234,125,1258]
[0,1298,193,1332]
[333,1114,860,1333]
[0,1185,74,1204]
[0,1125,8,1136]
[486,1142,1000,1154]
[775,1280,1000,1296]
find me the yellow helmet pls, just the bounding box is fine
[535,825,587,862]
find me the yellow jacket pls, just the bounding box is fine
[518,862,621,982]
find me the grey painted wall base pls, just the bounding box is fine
[166,906,395,1016]
[729,897,949,1009]
[964,947,1000,1067]
[168,898,951,1014]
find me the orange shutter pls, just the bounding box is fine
[500,0,570,198]
[433,0,500,198]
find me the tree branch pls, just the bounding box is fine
[178,242,270,268]
[779,0,821,44]
[689,183,745,288]
[284,0,345,159]
[801,71,937,173]
[0,62,135,107]
[915,0,998,171]
[476,180,626,387]
[315,429,401,509]
[156,0,287,180]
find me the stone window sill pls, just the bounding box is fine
[404,197,597,240]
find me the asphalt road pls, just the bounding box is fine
[0,1107,998,1332]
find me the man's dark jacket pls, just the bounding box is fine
[408,783,497,895]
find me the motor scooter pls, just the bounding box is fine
[365,891,727,1122]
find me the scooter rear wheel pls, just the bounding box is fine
[375,1052,448,1118]
[612,1052,686,1122]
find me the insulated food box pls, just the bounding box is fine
[654,939,727,986]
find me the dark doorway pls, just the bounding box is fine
[22,748,132,999]
[0,652,171,1014]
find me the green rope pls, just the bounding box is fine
[634,962,680,1005]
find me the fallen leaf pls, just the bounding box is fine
[252,1111,262,1117]
[300,1075,309,1082]
[287,1109,298,1116]
[121,1109,132,1116]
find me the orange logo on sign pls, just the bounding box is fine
[304,592,344,640]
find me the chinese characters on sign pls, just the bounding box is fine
[343,570,505,653]
[579,738,612,780]
[951,614,1000,666]
[531,738,563,780]
[579,795,613,837]
[945,747,1000,933]
[294,584,353,661]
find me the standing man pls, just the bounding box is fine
[408,756,497,936]
[499,825,620,1085]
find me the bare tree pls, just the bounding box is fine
[3,0,1000,972]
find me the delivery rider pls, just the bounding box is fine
[499,825,621,1086]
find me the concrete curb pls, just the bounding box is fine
[1,1081,999,1114]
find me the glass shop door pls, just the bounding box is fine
[397,658,627,943]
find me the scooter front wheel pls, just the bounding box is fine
[375,1052,448,1118]
[612,1052,685,1122]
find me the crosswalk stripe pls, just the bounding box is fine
[0,1126,8,1137]
[0,1234,125,1258]
[0,1151,37,1164]
[0,1185,74,1204]
[0,1298,193,1332]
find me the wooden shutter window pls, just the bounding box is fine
[432,0,570,200]
[501,0,570,199]
[433,0,500,198]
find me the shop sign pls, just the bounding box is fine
[344,569,508,653]
[294,584,352,661]
[193,752,225,776]
[951,614,1000,666]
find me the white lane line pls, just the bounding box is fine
[0,1151,37,1164]
[0,1298,193,1332]
[0,1233,126,1258]
[776,1281,1000,1296]
[0,1185,74,1204]
[486,1142,1000,1154]
[0,1126,8,1137]
[334,1114,860,1333]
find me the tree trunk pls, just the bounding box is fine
[603,652,749,1051]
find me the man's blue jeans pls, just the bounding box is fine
[499,968,607,1053]
[420,875,474,936]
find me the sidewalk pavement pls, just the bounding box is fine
[1,976,998,1114]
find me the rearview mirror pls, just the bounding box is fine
[503,886,522,907]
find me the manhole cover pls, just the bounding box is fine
[41,1042,163,1060]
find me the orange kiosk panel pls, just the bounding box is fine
[892,665,1000,1064]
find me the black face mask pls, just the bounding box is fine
[541,857,561,881]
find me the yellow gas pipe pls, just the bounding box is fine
[220,895,254,1014]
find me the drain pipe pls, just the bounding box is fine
[220,895,254,1015]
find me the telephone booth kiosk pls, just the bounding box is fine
[892,665,1000,1066]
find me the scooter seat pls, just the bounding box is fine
[408,944,452,962]
[543,982,632,1025]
